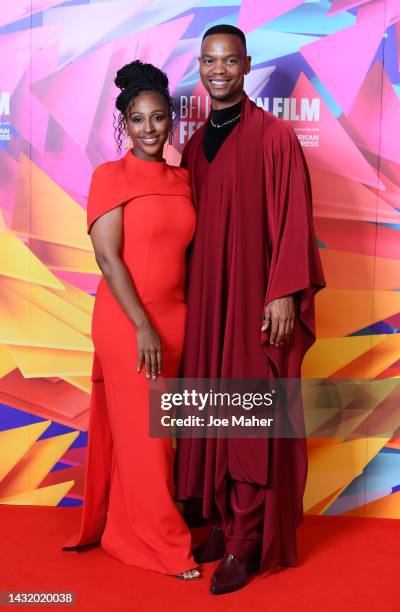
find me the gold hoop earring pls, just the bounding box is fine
[124,135,131,150]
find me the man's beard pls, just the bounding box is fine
[209,87,243,103]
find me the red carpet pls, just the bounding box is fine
[0,506,398,611]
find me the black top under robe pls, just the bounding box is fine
[203,100,242,163]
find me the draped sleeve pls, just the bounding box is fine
[262,120,326,371]
[86,162,123,234]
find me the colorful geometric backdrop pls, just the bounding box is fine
[1,0,400,517]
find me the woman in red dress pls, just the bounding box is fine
[63,61,199,580]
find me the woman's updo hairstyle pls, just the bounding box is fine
[113,59,175,150]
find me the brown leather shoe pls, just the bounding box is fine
[210,552,258,595]
[193,526,226,564]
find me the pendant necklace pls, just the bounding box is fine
[210,113,241,129]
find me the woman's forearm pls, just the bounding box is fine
[97,254,148,329]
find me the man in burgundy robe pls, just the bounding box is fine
[175,24,325,594]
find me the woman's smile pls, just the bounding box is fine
[140,135,160,145]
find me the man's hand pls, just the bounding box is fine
[261,296,295,346]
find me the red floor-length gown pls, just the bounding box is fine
[63,150,197,575]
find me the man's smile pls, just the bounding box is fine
[209,79,231,88]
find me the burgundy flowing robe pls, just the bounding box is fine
[175,93,325,572]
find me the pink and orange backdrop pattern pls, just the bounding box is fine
[0,0,400,517]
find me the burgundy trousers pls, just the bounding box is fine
[223,479,265,556]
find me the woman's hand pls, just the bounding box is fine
[261,296,295,346]
[136,320,162,380]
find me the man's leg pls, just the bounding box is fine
[209,479,265,594]
[224,480,265,557]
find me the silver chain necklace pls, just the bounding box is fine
[210,113,241,129]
